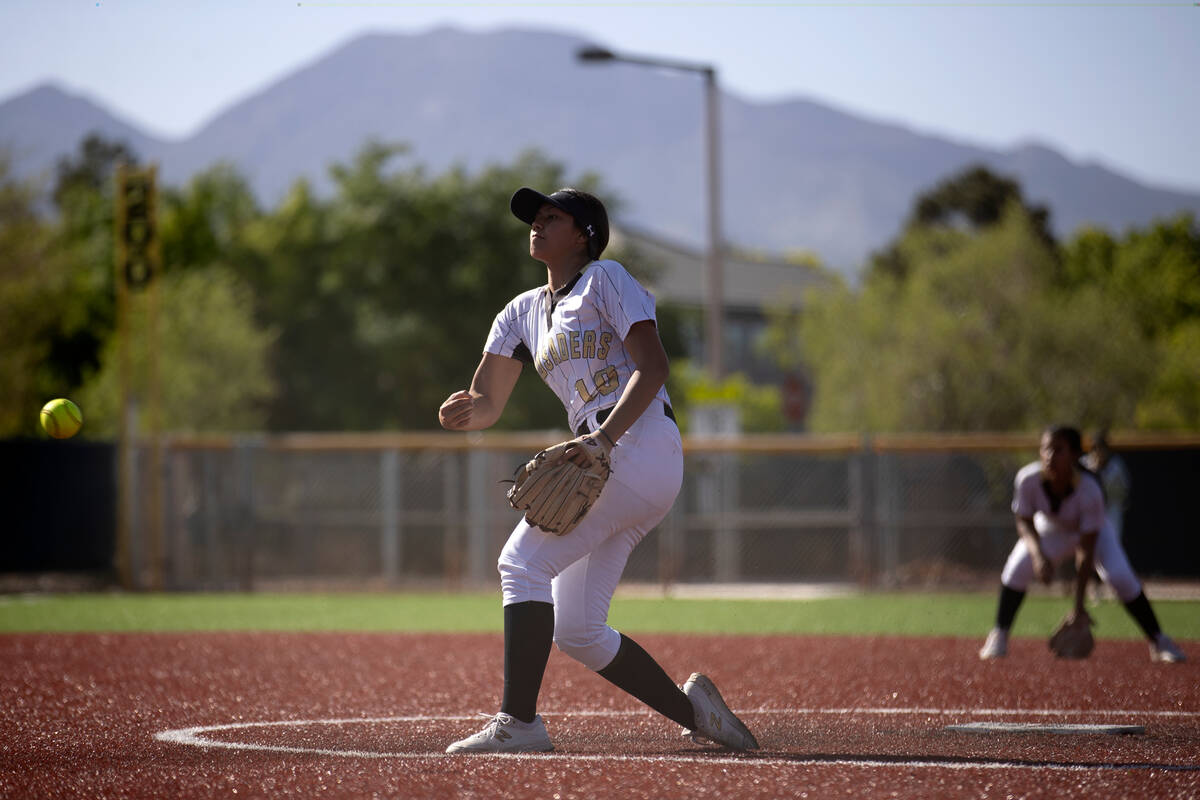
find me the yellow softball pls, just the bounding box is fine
[40,398,83,439]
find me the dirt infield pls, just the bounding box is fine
[1,632,1196,799]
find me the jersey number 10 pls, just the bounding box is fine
[576,365,620,403]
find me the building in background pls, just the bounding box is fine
[611,227,829,429]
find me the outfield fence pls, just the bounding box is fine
[107,432,1200,592]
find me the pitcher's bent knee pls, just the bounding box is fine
[1107,573,1142,604]
[1000,548,1034,591]
[553,627,621,672]
[497,552,553,606]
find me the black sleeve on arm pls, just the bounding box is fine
[511,342,533,364]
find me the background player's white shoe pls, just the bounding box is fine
[445,712,553,754]
[681,673,760,751]
[1150,633,1187,663]
[979,628,1008,660]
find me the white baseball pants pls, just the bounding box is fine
[1000,512,1142,602]
[497,410,683,671]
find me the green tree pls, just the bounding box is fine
[767,165,1200,434]
[869,165,1056,283]
[77,267,276,434]
[1,135,140,436]
[1062,214,1200,429]
[240,143,622,431]
[0,157,71,435]
[796,203,1151,432]
[158,162,260,274]
[39,134,139,393]
[1,140,279,437]
[53,133,138,209]
[1134,320,1200,429]
[1062,214,1200,338]
[73,163,277,435]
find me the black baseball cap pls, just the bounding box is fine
[511,187,609,260]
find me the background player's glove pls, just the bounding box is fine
[506,436,611,535]
[1048,612,1095,659]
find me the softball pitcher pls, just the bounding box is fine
[980,425,1186,663]
[438,187,759,753]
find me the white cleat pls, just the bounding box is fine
[445,712,554,754]
[681,673,760,751]
[1150,633,1187,663]
[979,628,1008,660]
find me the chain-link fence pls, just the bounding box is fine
[115,432,1198,591]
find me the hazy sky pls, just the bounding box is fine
[3,1,1197,192]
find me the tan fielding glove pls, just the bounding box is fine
[1048,612,1095,659]
[506,436,612,535]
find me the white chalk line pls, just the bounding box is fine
[155,707,1200,772]
[761,707,1199,718]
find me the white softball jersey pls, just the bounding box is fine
[484,259,673,435]
[487,260,684,666]
[1011,461,1108,535]
[1003,461,1141,600]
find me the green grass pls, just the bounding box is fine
[1,591,1197,639]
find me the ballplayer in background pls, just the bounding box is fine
[980,425,1186,662]
[438,187,759,754]
[1084,429,1132,543]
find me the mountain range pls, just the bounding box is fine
[3,25,1198,276]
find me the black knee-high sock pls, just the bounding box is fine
[1123,591,1162,640]
[596,633,696,729]
[996,584,1026,631]
[500,601,555,724]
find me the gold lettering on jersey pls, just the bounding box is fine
[596,332,613,360]
[555,333,569,365]
[535,330,622,402]
[536,350,555,379]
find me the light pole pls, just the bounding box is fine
[578,45,725,380]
